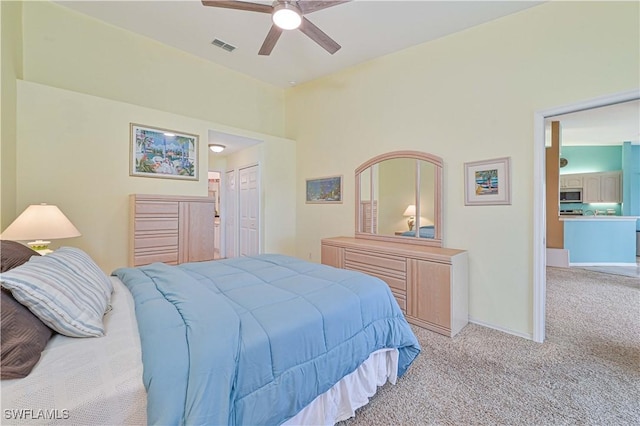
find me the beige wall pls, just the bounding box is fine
[16,81,295,273]
[0,1,23,229]
[285,1,639,337]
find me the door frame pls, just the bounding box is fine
[225,169,238,258]
[532,88,639,343]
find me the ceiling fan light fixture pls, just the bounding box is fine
[209,144,226,153]
[272,2,302,30]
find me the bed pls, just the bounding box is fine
[1,245,420,425]
[401,225,435,239]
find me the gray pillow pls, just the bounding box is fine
[1,240,40,273]
[1,289,53,379]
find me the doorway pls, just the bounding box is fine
[224,164,260,258]
[533,89,639,343]
[239,164,260,256]
[208,171,222,259]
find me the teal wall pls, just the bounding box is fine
[561,202,621,216]
[559,146,622,174]
[621,142,640,230]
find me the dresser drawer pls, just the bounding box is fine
[134,235,178,249]
[392,290,407,312]
[135,201,179,216]
[367,270,406,293]
[134,218,179,233]
[133,249,178,266]
[345,249,406,273]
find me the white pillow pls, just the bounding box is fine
[0,247,113,337]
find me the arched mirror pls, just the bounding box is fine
[355,151,443,247]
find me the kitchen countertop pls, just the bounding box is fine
[560,216,639,221]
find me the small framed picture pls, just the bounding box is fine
[306,175,343,204]
[464,157,511,206]
[130,123,198,180]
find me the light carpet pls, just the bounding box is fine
[338,267,640,426]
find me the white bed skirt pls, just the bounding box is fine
[283,348,399,426]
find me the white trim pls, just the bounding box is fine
[560,216,639,222]
[533,88,640,344]
[570,262,637,267]
[546,248,569,268]
[468,317,532,341]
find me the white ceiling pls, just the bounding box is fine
[55,0,543,88]
[545,100,640,147]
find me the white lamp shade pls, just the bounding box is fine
[403,205,416,217]
[1,204,81,241]
[209,144,225,153]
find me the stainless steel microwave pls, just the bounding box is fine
[560,188,582,203]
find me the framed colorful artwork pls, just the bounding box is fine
[130,123,198,180]
[464,157,511,206]
[306,175,343,204]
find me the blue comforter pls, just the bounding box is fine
[401,225,435,238]
[113,254,420,426]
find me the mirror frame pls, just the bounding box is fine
[355,150,443,248]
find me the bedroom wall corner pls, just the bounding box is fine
[20,0,286,138]
[0,0,23,230]
[16,81,297,273]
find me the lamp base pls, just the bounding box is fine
[27,240,53,255]
[407,217,415,231]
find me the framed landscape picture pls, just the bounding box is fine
[464,157,511,205]
[130,123,198,180]
[306,175,343,204]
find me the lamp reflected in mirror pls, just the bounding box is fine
[403,205,416,231]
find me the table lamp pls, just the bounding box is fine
[0,204,81,255]
[403,205,416,231]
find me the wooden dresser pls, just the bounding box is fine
[129,194,216,267]
[321,237,468,337]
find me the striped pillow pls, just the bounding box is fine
[0,247,113,337]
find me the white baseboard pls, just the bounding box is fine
[570,262,637,267]
[468,317,533,341]
[546,248,569,268]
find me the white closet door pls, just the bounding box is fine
[239,165,259,256]
[225,170,237,258]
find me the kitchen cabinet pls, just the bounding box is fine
[560,174,583,188]
[583,171,621,203]
[321,237,468,337]
[130,194,216,267]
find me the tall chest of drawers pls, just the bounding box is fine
[130,194,216,267]
[321,237,468,337]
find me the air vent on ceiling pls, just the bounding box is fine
[211,38,236,52]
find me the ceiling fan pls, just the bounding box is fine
[201,1,350,55]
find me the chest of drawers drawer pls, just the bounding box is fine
[345,249,406,273]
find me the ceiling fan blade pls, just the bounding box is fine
[297,1,351,15]
[258,25,283,56]
[299,17,341,54]
[201,1,272,14]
